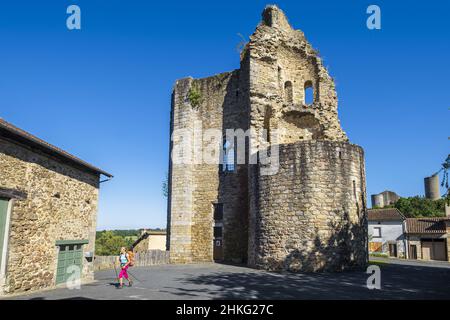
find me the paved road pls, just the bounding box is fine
[6,259,450,300]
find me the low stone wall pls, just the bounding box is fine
[94,250,170,271]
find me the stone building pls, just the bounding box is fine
[371,190,400,208]
[167,6,368,272]
[0,118,112,295]
[405,216,450,262]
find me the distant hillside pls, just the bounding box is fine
[95,229,166,256]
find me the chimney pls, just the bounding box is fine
[446,204,450,218]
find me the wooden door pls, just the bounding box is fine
[213,225,223,261]
[56,244,83,284]
[432,241,446,261]
[213,239,223,261]
[409,245,417,259]
[421,242,432,260]
[389,244,397,257]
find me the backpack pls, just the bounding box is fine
[127,251,135,267]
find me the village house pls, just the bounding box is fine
[405,216,450,262]
[368,208,407,258]
[0,118,112,296]
[133,230,167,253]
[370,190,400,208]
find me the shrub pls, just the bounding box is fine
[188,86,202,107]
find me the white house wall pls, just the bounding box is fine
[368,221,406,258]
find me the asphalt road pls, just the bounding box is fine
[6,259,450,300]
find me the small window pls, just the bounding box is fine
[304,81,314,105]
[213,203,223,221]
[373,227,382,238]
[284,81,293,104]
[223,140,235,172]
[214,226,223,238]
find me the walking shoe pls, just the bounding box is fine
[128,280,133,287]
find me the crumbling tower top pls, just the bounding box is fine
[246,5,348,143]
[261,5,292,31]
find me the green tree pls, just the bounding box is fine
[112,229,139,237]
[394,196,446,218]
[95,231,134,256]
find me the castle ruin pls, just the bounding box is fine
[167,5,368,272]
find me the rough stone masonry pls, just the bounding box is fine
[0,118,111,295]
[167,5,368,272]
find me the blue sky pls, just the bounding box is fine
[0,1,449,229]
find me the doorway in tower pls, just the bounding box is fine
[213,203,224,261]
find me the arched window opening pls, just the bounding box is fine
[284,81,293,104]
[304,81,314,105]
[223,140,235,172]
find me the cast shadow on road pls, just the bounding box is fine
[162,262,450,300]
[160,212,450,300]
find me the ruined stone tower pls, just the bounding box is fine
[167,5,368,272]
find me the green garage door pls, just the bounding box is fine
[0,198,9,269]
[56,241,86,285]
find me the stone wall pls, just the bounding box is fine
[0,137,99,295]
[167,77,195,263]
[94,250,170,271]
[249,141,367,272]
[168,68,250,264]
[246,5,348,151]
[133,234,167,252]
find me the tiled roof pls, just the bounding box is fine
[406,217,449,234]
[368,208,406,221]
[0,118,112,178]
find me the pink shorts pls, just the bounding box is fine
[119,265,129,279]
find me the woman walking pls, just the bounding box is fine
[117,247,133,289]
